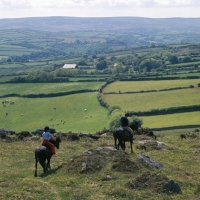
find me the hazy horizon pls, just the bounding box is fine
[0,0,200,19]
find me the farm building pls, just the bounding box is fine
[62,64,77,69]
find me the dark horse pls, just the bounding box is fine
[34,136,61,177]
[113,121,138,153]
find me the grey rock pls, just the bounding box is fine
[138,153,163,169]
[162,180,182,195]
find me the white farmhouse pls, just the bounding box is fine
[62,64,77,69]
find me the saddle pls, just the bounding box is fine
[42,144,53,155]
[122,127,133,136]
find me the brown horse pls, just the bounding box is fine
[113,121,138,153]
[34,136,61,177]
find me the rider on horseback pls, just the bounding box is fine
[42,126,55,155]
[120,113,133,136]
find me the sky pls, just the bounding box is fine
[0,0,200,19]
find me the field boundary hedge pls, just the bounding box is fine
[129,105,200,116]
[151,124,200,131]
[119,76,200,81]
[0,89,97,98]
[97,79,115,108]
[103,86,192,94]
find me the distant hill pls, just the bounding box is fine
[0,16,200,32]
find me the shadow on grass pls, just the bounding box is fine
[38,164,63,178]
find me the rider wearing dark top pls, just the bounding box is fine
[120,116,129,126]
[120,113,133,135]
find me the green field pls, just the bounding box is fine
[103,80,200,93]
[0,82,105,96]
[0,44,38,56]
[1,79,200,132]
[161,72,200,78]
[0,93,109,133]
[0,76,24,83]
[0,63,25,69]
[142,111,200,128]
[101,80,200,129]
[167,61,200,68]
[102,88,200,111]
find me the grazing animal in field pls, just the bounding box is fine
[34,136,61,177]
[113,121,138,153]
[180,134,186,140]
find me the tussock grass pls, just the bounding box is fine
[0,129,200,199]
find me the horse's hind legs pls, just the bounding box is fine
[34,160,38,177]
[44,164,48,172]
[114,138,118,150]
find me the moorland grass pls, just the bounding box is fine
[0,129,199,200]
[0,93,109,133]
[0,82,105,96]
[103,80,200,93]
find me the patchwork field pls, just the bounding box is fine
[1,79,200,132]
[102,80,200,129]
[0,93,109,133]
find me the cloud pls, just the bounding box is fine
[0,0,200,18]
[0,0,200,9]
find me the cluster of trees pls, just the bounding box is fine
[2,42,200,79]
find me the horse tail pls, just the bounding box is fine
[38,149,46,169]
[113,128,126,150]
[35,147,47,176]
[118,138,125,150]
[119,130,126,150]
[34,149,39,177]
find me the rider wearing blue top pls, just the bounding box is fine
[42,126,55,154]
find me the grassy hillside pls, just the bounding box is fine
[0,93,109,133]
[0,129,200,199]
[1,17,200,32]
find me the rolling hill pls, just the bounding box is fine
[0,16,200,32]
